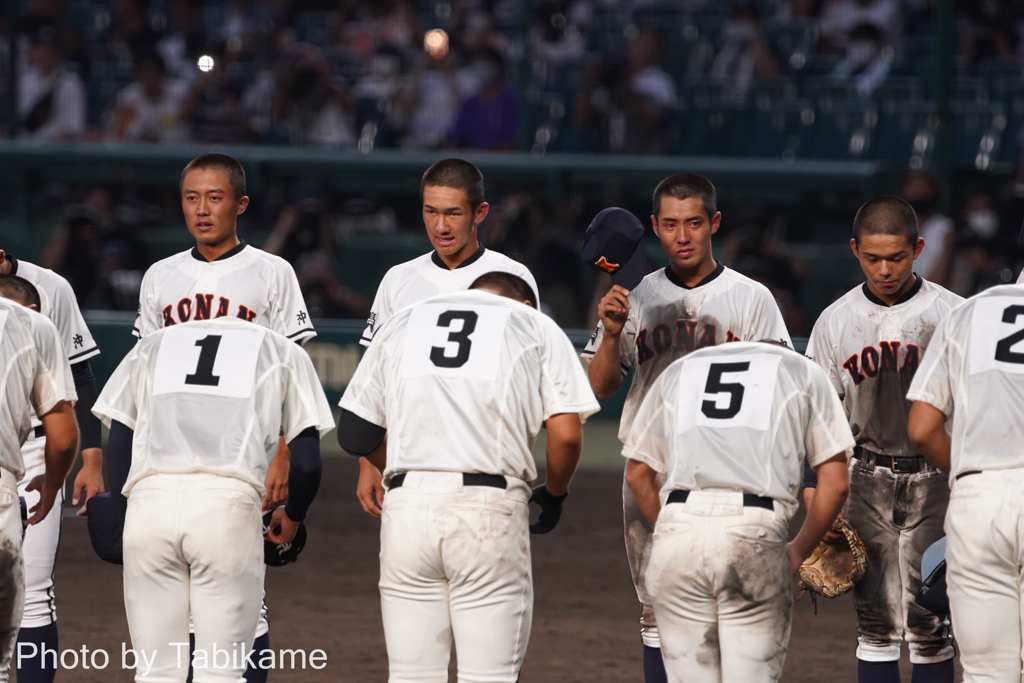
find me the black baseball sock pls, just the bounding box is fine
[244,632,271,683]
[643,645,669,683]
[15,622,59,683]
[858,659,901,683]
[911,659,954,683]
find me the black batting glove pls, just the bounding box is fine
[529,485,569,534]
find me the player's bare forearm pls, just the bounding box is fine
[543,413,583,496]
[73,447,105,515]
[588,335,624,398]
[625,460,661,525]
[789,455,849,569]
[356,438,387,519]
[29,401,79,524]
[908,401,952,473]
[263,436,290,510]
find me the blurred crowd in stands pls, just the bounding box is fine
[3,0,1024,332]
[1,0,1024,160]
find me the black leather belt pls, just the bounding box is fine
[955,470,981,481]
[33,426,44,439]
[388,472,507,490]
[666,489,774,511]
[854,446,924,474]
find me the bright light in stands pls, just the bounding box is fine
[197,55,215,73]
[424,30,449,59]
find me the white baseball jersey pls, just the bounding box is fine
[341,289,600,481]
[907,283,1024,479]
[93,318,335,496]
[582,263,792,441]
[806,277,962,457]
[623,342,855,519]
[10,257,100,364]
[133,241,315,343]
[0,299,77,479]
[360,246,539,346]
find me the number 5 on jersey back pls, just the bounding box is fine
[677,354,781,434]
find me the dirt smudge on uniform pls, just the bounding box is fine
[696,623,720,667]
[0,535,23,648]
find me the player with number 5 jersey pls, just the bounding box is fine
[581,174,791,683]
[338,273,599,682]
[623,341,854,683]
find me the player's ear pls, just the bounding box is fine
[474,201,489,225]
[849,238,860,259]
[912,237,924,259]
[709,211,722,235]
[236,195,249,215]
[650,215,660,238]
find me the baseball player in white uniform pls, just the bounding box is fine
[623,341,853,683]
[134,153,315,681]
[338,272,599,683]
[908,283,1024,682]
[0,251,103,683]
[0,287,79,683]
[354,158,539,519]
[582,174,791,683]
[803,197,961,683]
[92,317,334,683]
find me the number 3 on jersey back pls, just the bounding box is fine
[677,354,781,434]
[153,326,267,398]
[970,296,1024,375]
[401,304,512,381]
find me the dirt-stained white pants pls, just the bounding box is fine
[123,473,264,683]
[646,491,792,683]
[0,467,25,683]
[379,471,533,683]
[946,468,1024,683]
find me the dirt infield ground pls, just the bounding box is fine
[35,421,960,682]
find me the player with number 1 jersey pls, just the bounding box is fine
[582,174,791,683]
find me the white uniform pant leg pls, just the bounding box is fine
[623,464,666,649]
[18,435,60,629]
[647,493,792,683]
[379,472,533,683]
[185,477,263,683]
[945,470,1024,683]
[0,469,25,683]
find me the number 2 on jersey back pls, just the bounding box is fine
[401,304,511,380]
[970,297,1024,375]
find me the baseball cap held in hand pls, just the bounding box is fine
[581,208,647,290]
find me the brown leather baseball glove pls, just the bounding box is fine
[798,518,868,606]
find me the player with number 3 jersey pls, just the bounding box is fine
[339,273,599,682]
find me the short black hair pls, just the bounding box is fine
[652,172,717,220]
[180,154,246,202]
[421,159,485,211]
[853,195,919,245]
[470,271,538,308]
[0,274,41,310]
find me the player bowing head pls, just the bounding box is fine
[0,273,41,310]
[651,172,721,283]
[421,158,488,268]
[180,153,249,260]
[851,196,924,305]
[469,271,538,307]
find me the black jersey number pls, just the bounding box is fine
[995,305,1024,364]
[701,362,750,419]
[430,311,478,368]
[184,335,222,386]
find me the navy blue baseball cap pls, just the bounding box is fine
[581,207,647,290]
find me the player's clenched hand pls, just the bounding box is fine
[597,285,631,336]
[264,506,300,545]
[24,475,59,526]
[529,485,569,534]
[823,513,845,543]
[73,448,105,516]
[357,457,384,519]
